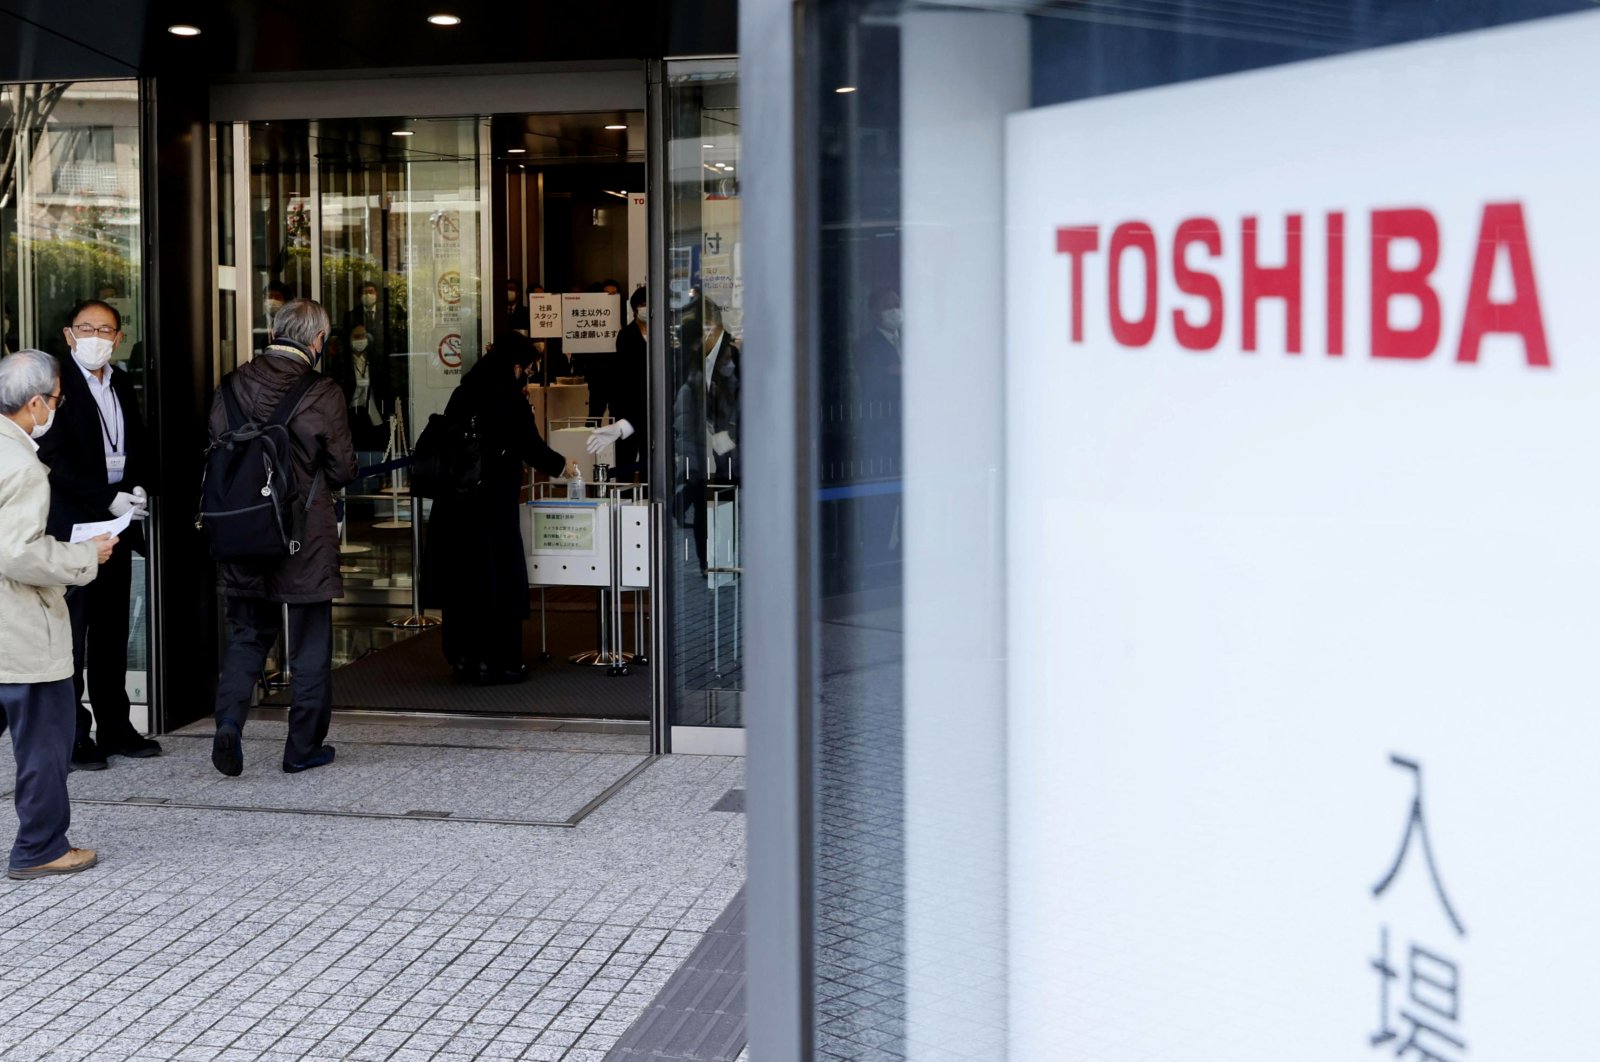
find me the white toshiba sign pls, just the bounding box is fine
[1005,13,1600,1060]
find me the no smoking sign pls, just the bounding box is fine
[437,333,462,368]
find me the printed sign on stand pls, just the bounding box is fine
[523,500,611,587]
[529,294,561,338]
[562,292,621,353]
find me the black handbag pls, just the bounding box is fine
[410,413,483,498]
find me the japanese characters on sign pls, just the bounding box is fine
[561,293,621,353]
[531,508,595,553]
[528,294,561,338]
[1371,756,1468,1061]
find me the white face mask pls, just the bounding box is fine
[73,335,115,372]
[29,397,55,440]
[506,290,519,304]
[879,307,904,332]
[263,298,284,317]
[351,338,370,353]
[362,293,378,308]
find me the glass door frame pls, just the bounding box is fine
[207,71,678,743]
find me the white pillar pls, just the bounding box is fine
[901,11,1028,1061]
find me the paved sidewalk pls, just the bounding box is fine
[0,715,746,1061]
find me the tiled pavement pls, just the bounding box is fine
[813,615,907,1062]
[0,715,746,1061]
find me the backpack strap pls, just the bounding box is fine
[220,373,248,432]
[267,371,321,428]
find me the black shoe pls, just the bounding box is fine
[283,745,336,774]
[474,665,528,686]
[102,732,162,759]
[451,662,479,684]
[212,722,243,777]
[70,739,107,772]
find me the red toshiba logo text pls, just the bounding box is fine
[1056,203,1549,367]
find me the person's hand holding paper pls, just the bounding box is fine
[69,509,134,544]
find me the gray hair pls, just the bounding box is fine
[269,298,331,349]
[0,349,59,415]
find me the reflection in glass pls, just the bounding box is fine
[0,80,151,705]
[665,61,744,729]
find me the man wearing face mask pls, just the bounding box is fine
[38,300,157,769]
[505,278,530,333]
[0,348,117,879]
[209,298,358,777]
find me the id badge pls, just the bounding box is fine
[106,454,127,475]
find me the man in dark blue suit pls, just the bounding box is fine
[37,299,160,769]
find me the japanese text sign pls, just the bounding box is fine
[562,293,621,353]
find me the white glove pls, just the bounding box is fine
[110,491,143,519]
[585,419,633,455]
[711,430,736,457]
[130,486,149,520]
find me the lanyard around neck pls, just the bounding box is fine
[90,375,123,452]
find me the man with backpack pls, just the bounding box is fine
[204,298,357,777]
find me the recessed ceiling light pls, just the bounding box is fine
[835,86,857,94]
[507,148,526,154]
[391,130,415,137]
[427,14,462,26]
[167,24,201,36]
[605,124,627,131]
[703,143,714,149]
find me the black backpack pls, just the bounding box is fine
[197,371,321,562]
[410,412,483,499]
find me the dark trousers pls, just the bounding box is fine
[65,537,134,745]
[214,598,333,764]
[0,679,74,870]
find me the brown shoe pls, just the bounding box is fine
[7,848,98,880]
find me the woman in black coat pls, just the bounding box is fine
[420,333,576,684]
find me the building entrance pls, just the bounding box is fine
[215,108,654,727]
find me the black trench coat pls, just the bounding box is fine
[419,350,568,621]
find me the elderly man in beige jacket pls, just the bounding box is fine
[0,349,116,880]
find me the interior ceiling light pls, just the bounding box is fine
[507,148,526,154]
[391,130,415,137]
[427,14,462,26]
[605,124,628,131]
[167,24,201,36]
[835,86,858,94]
[703,143,714,149]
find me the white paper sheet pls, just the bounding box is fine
[69,510,133,544]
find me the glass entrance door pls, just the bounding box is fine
[0,80,154,730]
[214,107,658,727]
[661,59,745,750]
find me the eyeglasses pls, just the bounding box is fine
[39,392,65,408]
[71,323,119,337]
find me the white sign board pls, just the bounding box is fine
[528,294,561,338]
[1005,13,1600,1060]
[562,292,621,353]
[523,501,611,587]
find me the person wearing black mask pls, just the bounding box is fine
[420,332,578,685]
[208,298,358,776]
